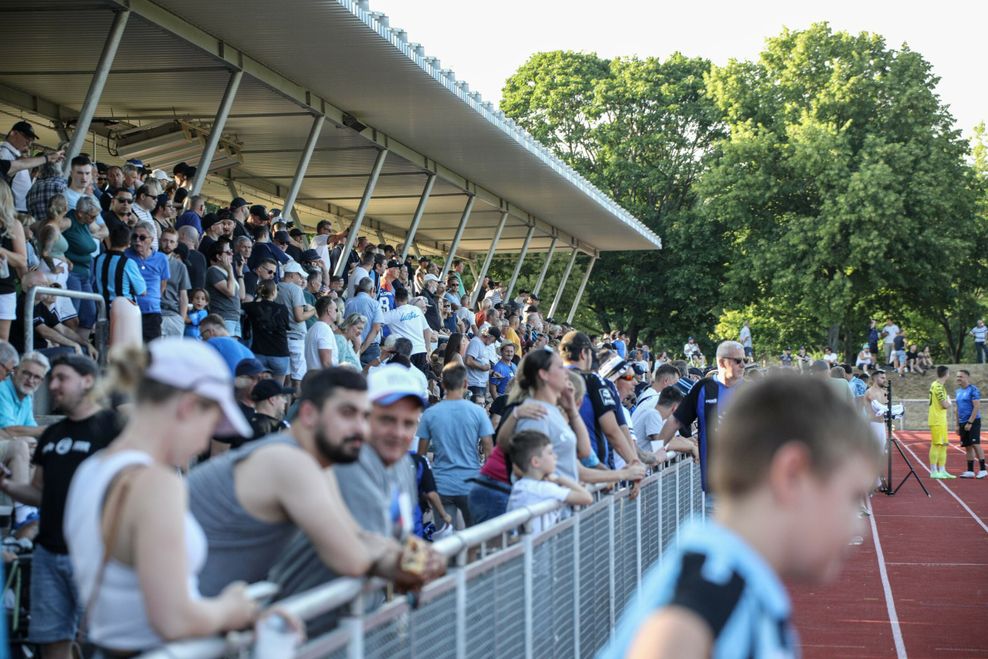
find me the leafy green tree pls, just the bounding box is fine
[500,51,727,353]
[701,23,984,362]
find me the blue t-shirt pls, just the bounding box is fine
[125,249,170,314]
[175,210,202,235]
[490,360,517,396]
[185,309,208,339]
[849,376,867,398]
[345,292,384,346]
[613,339,627,358]
[417,398,494,496]
[0,378,36,429]
[601,520,797,659]
[206,337,255,376]
[956,384,981,423]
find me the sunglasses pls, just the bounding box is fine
[133,234,149,242]
[618,374,636,381]
[115,198,133,204]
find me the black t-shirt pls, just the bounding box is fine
[32,409,122,553]
[248,412,288,445]
[893,335,906,351]
[243,300,290,356]
[9,299,58,355]
[185,249,207,291]
[199,234,217,258]
[285,244,303,263]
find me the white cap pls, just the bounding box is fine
[283,260,305,275]
[367,364,427,407]
[150,168,172,182]
[146,338,251,437]
[423,273,440,283]
[598,354,630,382]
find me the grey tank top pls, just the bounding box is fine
[188,433,299,597]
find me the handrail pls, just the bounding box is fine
[23,285,108,364]
[139,459,687,659]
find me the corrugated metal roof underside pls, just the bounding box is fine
[0,0,660,255]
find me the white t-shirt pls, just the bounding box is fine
[304,321,337,371]
[882,324,900,344]
[739,325,752,348]
[0,142,30,211]
[465,336,490,387]
[506,477,571,534]
[346,265,370,300]
[382,304,429,355]
[634,407,667,453]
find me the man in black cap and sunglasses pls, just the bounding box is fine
[0,121,39,211]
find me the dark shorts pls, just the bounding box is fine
[141,312,162,343]
[959,418,981,447]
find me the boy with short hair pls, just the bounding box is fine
[506,430,592,533]
[929,365,955,479]
[601,376,882,659]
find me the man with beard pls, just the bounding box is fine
[0,355,119,659]
[269,365,427,631]
[188,367,444,597]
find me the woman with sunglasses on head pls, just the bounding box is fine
[64,338,258,656]
[469,349,646,523]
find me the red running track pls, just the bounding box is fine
[790,430,988,658]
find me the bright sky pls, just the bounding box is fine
[369,0,985,137]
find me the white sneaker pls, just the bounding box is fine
[960,471,976,478]
[977,470,987,479]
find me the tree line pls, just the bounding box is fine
[488,22,988,363]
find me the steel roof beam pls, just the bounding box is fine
[107,0,602,256]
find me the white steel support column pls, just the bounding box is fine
[400,174,436,261]
[470,211,508,307]
[505,225,535,301]
[440,195,474,281]
[547,248,578,319]
[190,69,243,195]
[65,10,130,163]
[531,236,557,296]
[281,114,324,219]
[566,255,597,324]
[333,149,388,277]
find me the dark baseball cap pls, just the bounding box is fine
[235,358,270,377]
[301,249,320,262]
[230,197,250,209]
[250,379,296,402]
[201,213,220,231]
[249,204,267,217]
[273,230,290,244]
[386,259,403,269]
[11,121,37,139]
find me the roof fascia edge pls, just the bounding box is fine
[112,0,607,255]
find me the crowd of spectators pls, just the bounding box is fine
[0,119,978,656]
[0,121,688,656]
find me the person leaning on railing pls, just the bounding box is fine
[63,339,259,656]
[187,367,445,600]
[469,349,647,524]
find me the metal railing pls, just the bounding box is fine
[142,456,704,659]
[23,285,108,364]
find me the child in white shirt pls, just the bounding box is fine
[506,430,592,533]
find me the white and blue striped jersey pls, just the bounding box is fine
[599,520,798,659]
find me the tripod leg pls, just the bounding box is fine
[889,434,932,497]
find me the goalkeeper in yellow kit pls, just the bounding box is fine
[929,365,956,478]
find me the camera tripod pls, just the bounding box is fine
[880,376,931,497]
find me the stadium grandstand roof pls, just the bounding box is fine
[0,0,661,259]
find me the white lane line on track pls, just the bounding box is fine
[895,434,988,534]
[866,499,908,659]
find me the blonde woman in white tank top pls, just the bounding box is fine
[64,338,257,655]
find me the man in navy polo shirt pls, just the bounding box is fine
[657,341,746,508]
